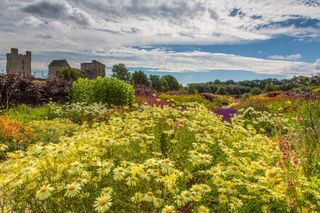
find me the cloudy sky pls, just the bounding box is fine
[0,0,320,83]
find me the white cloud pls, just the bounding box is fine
[268,54,302,61]
[22,0,95,26]
[1,0,319,47]
[27,47,319,77]
[315,59,320,70]
[0,0,319,77]
[17,16,44,27]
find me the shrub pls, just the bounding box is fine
[71,77,135,107]
[0,74,70,108]
[57,67,82,82]
[250,87,263,95]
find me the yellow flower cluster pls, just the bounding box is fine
[0,105,319,212]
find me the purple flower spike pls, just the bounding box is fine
[214,107,237,122]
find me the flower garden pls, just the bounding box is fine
[1,75,320,212]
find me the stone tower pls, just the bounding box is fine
[6,48,32,76]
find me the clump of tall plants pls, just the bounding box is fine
[71,77,134,107]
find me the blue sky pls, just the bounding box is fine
[0,0,319,83]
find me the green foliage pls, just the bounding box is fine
[159,77,169,92]
[71,77,135,107]
[24,119,80,145]
[290,100,320,177]
[54,102,122,125]
[4,104,58,122]
[160,75,180,91]
[185,75,320,95]
[149,75,162,91]
[216,86,228,95]
[132,71,150,87]
[57,67,82,81]
[234,107,285,136]
[264,84,281,92]
[111,63,131,83]
[187,84,199,94]
[159,94,208,106]
[233,93,300,114]
[159,93,230,109]
[250,87,263,95]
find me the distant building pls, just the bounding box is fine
[81,60,106,79]
[48,59,70,79]
[6,48,32,76]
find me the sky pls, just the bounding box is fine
[0,0,320,84]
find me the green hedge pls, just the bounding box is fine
[71,77,134,106]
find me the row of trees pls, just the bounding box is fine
[56,64,320,96]
[111,64,180,92]
[55,64,181,93]
[187,75,320,95]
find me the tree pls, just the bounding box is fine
[149,74,161,91]
[250,87,263,95]
[132,71,150,87]
[216,86,228,95]
[159,77,169,92]
[57,67,82,82]
[112,64,131,83]
[187,84,199,94]
[264,84,280,92]
[160,75,180,91]
[213,79,221,84]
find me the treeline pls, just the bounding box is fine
[187,75,320,95]
[111,63,180,92]
[55,64,181,94]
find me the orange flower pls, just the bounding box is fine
[0,116,23,141]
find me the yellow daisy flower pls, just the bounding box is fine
[36,185,54,200]
[94,195,112,213]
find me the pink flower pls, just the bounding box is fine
[288,198,296,208]
[295,115,303,122]
[281,151,289,160]
[291,157,300,166]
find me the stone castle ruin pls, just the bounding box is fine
[6,48,32,76]
[48,59,70,79]
[48,59,105,79]
[5,48,106,79]
[81,60,106,79]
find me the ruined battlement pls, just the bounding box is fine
[6,48,32,76]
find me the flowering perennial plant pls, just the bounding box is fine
[0,106,319,212]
